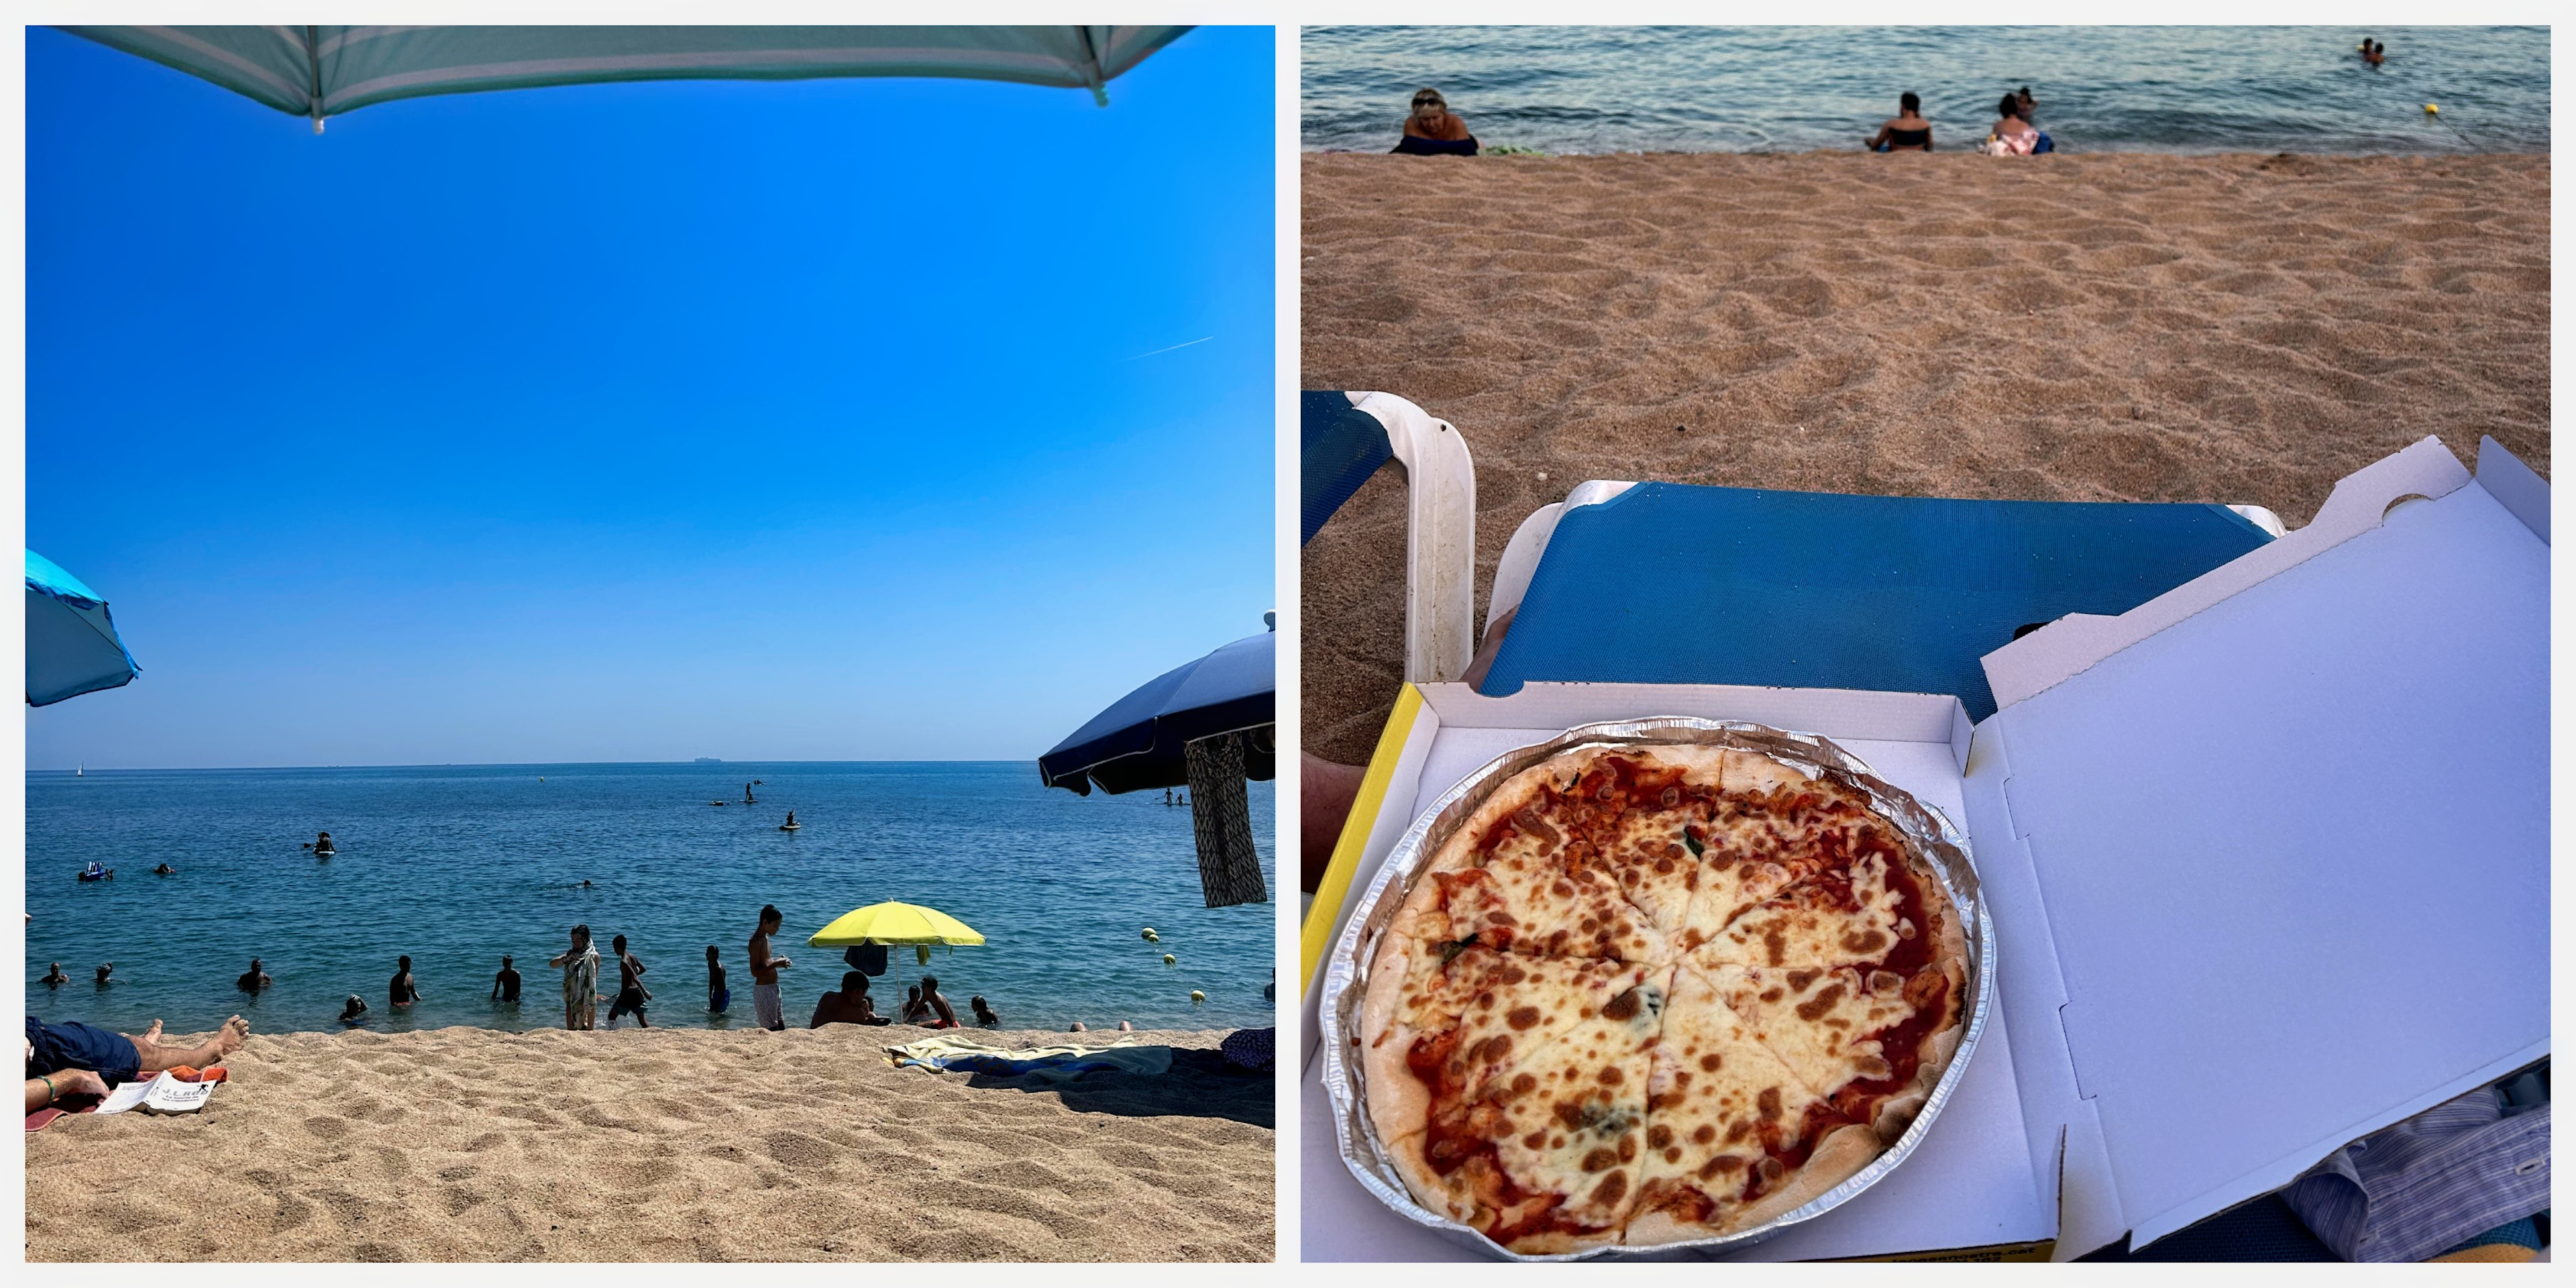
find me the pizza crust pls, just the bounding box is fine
[1359,933,1439,1154]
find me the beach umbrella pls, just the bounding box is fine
[59,26,1194,131]
[1039,624,1273,908]
[26,550,141,707]
[808,900,986,948]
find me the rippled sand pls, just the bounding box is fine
[27,1024,1273,1261]
[1301,151,2548,762]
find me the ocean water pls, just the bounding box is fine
[26,762,1275,1036]
[1303,26,2548,156]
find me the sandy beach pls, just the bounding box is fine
[28,1024,1272,1262]
[1301,152,2550,763]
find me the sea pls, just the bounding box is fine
[1302,25,2549,156]
[26,762,1275,1036]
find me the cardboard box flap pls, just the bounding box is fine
[1965,440,2548,1256]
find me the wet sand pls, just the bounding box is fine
[27,1024,1273,1262]
[1301,152,2548,763]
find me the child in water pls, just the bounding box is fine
[706,945,729,1012]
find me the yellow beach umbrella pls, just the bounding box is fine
[807,901,985,948]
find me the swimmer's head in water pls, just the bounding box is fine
[1900,91,1921,114]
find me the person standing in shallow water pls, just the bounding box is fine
[606,934,651,1028]
[550,924,600,1031]
[237,958,272,993]
[42,963,69,987]
[747,906,793,1032]
[389,955,422,1009]
[491,955,521,1005]
[706,946,729,1014]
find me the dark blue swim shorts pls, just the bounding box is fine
[25,1015,142,1084]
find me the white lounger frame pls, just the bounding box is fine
[1338,391,1478,684]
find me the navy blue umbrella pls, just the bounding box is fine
[27,549,141,706]
[1039,627,1275,796]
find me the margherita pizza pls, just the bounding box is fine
[1359,743,1970,1254]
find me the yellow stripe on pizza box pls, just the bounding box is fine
[1298,436,2546,1262]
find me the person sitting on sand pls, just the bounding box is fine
[42,963,69,987]
[917,975,961,1029]
[1867,91,1934,152]
[970,995,1000,1028]
[237,958,272,993]
[152,862,176,875]
[339,994,369,1025]
[748,905,792,1032]
[25,1012,252,1108]
[389,955,423,1008]
[1393,87,1478,157]
[810,971,893,1028]
[1986,93,2040,155]
[492,955,521,1004]
[706,945,729,1013]
[551,924,600,1031]
[606,934,651,1028]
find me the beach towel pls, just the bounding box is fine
[885,1036,1173,1082]
[1220,1026,1274,1071]
[1392,135,1478,156]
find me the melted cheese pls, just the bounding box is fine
[1701,962,1917,1097]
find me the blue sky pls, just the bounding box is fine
[25,25,1275,770]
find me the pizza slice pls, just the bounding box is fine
[1391,757,1670,964]
[1629,961,1848,1242]
[1385,962,1676,1255]
[1685,843,1913,970]
[1360,939,1653,1143]
[1701,957,1967,1144]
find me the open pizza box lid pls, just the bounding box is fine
[1300,436,2547,1260]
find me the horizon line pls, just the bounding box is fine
[25,757,1057,774]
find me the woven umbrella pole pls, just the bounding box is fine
[1184,731,1269,908]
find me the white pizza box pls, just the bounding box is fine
[1298,435,2548,1261]
[1964,435,2547,1258]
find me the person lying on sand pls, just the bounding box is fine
[339,995,369,1025]
[917,975,961,1029]
[810,971,893,1028]
[26,1054,109,1115]
[1867,91,1934,152]
[389,955,423,1008]
[971,995,1000,1028]
[1986,93,2040,155]
[25,1012,250,1104]
[1393,87,1479,156]
[748,905,792,1032]
[237,959,271,993]
[606,934,651,1028]
[42,962,68,987]
[492,955,521,1004]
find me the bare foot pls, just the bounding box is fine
[138,1019,164,1044]
[213,1016,250,1055]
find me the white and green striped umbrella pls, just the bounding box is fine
[61,25,1193,131]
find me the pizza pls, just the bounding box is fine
[1358,742,1970,1254]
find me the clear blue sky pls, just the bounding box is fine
[25,25,1275,770]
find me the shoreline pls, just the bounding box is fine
[28,1024,1273,1262]
[1301,150,2547,765]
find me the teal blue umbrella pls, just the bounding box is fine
[27,550,140,706]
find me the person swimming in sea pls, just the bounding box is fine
[492,955,521,1004]
[1868,91,1934,152]
[970,994,1001,1028]
[2016,86,2038,121]
[1393,87,1478,156]
[311,830,335,855]
[95,962,114,986]
[2361,38,2385,66]
[339,994,370,1025]
[152,862,176,875]
[237,958,272,992]
[41,963,69,987]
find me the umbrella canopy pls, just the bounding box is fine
[1039,629,1275,796]
[60,25,1193,129]
[807,901,985,948]
[27,550,141,707]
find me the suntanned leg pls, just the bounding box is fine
[125,1015,250,1073]
[1301,753,1367,893]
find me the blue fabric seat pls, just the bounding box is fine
[1302,391,1394,545]
[1480,481,2272,720]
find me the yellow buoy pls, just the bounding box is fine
[1140,927,1159,941]
[2424,103,2439,115]
[1163,953,1177,966]
[1189,989,1206,1004]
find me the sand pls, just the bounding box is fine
[1301,151,2550,765]
[27,1024,1273,1262]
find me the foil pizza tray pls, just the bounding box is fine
[1317,717,1996,1262]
